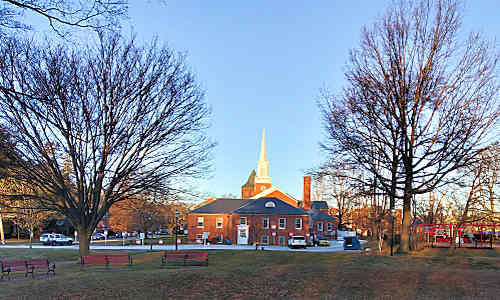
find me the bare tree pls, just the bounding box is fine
[313,161,362,229]
[0,33,214,253]
[319,0,500,253]
[477,144,500,225]
[0,0,127,36]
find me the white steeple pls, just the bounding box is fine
[255,129,272,184]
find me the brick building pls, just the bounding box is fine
[309,201,338,238]
[188,197,309,245]
[188,130,338,245]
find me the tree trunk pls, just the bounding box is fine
[77,227,91,254]
[449,224,458,253]
[0,211,5,244]
[399,186,412,253]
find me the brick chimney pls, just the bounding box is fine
[303,176,311,210]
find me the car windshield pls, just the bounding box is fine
[293,236,305,240]
[344,237,354,243]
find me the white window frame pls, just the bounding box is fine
[279,218,286,229]
[261,235,269,244]
[327,222,333,231]
[262,217,269,229]
[216,217,223,228]
[317,223,323,232]
[295,218,302,230]
[197,217,204,228]
[240,217,247,225]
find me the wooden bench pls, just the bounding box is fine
[161,251,208,266]
[1,258,55,279]
[26,258,56,278]
[80,253,132,269]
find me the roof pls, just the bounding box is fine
[234,197,308,215]
[311,201,329,210]
[250,186,298,206]
[310,210,337,222]
[242,170,256,187]
[190,198,253,214]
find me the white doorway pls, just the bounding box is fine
[237,225,249,245]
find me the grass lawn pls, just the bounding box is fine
[1,248,500,299]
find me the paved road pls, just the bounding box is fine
[0,240,365,253]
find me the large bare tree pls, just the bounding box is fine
[0,0,127,36]
[0,33,214,253]
[320,0,500,253]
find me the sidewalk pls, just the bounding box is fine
[0,241,351,253]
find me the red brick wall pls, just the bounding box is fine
[303,176,311,210]
[254,183,272,195]
[241,186,254,199]
[311,220,338,237]
[187,213,233,243]
[188,213,310,245]
[233,214,309,245]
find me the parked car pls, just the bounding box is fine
[343,236,361,250]
[42,233,73,246]
[288,235,307,249]
[91,233,106,240]
[156,228,170,236]
[40,233,51,244]
[318,238,331,247]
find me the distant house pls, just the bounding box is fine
[309,201,338,238]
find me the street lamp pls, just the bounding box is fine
[175,209,179,251]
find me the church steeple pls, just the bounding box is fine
[259,129,267,162]
[255,129,272,188]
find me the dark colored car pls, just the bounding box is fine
[343,236,361,250]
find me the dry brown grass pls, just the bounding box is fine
[1,248,500,299]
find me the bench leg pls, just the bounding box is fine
[48,265,56,276]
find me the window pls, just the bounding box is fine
[197,217,204,228]
[278,236,285,245]
[196,234,203,243]
[240,217,247,225]
[295,218,302,230]
[265,201,276,208]
[262,217,269,229]
[317,223,323,232]
[279,218,286,229]
[216,217,223,228]
[261,235,269,244]
[327,222,333,231]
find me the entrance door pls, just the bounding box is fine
[237,225,249,245]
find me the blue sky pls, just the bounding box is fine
[125,1,500,200]
[26,1,500,201]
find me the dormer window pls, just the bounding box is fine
[265,201,276,208]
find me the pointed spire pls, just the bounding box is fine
[256,129,271,184]
[259,129,266,162]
